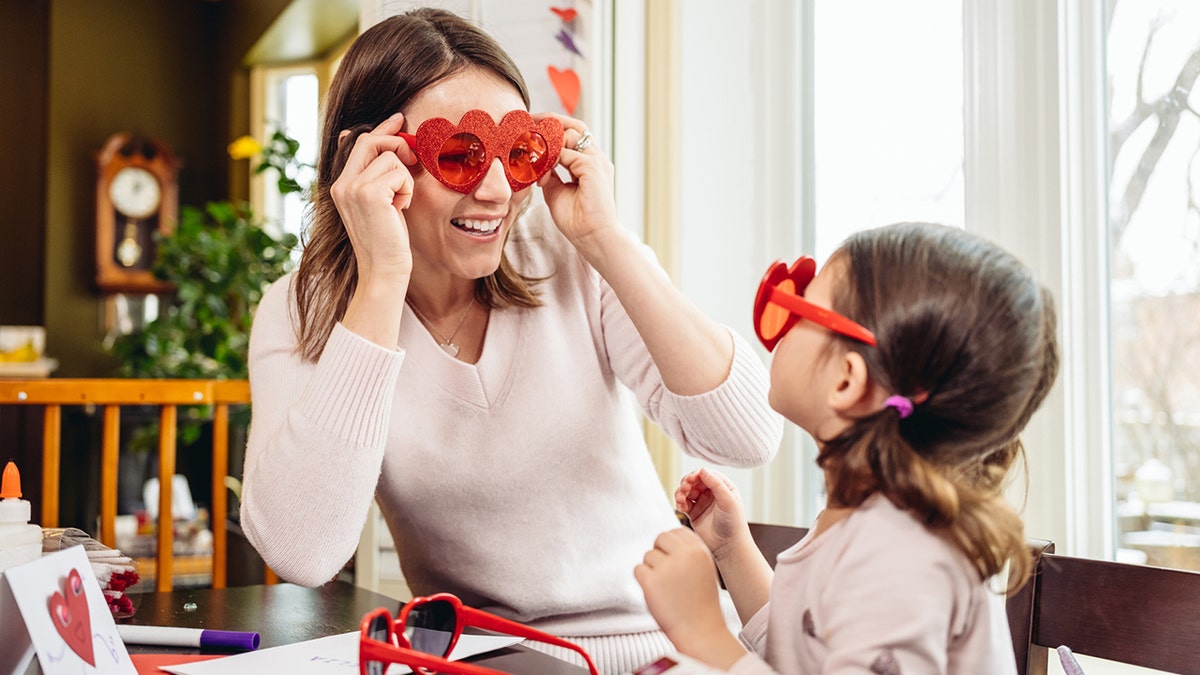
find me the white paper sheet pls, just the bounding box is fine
[160,630,522,675]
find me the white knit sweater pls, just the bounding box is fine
[239,204,782,644]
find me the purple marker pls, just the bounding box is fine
[116,624,261,651]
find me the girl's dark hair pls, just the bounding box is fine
[293,8,543,362]
[818,222,1059,593]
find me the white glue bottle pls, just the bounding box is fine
[0,461,43,573]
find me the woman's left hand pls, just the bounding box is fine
[537,113,619,247]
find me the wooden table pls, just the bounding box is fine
[122,581,589,673]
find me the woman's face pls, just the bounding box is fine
[401,68,532,286]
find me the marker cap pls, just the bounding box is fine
[199,629,261,651]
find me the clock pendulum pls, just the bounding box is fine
[116,218,143,268]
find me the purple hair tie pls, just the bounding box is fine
[884,395,914,419]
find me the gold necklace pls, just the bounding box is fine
[405,297,474,357]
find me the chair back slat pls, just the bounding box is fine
[748,522,808,569]
[155,403,177,592]
[40,403,61,527]
[99,405,120,547]
[1028,553,1200,674]
[0,378,258,591]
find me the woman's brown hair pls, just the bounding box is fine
[294,8,544,362]
[817,222,1059,593]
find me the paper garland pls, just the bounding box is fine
[548,5,582,115]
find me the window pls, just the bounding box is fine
[1107,1,1200,572]
[813,1,964,260]
[676,1,963,523]
[250,65,319,244]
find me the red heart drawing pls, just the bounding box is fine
[550,7,578,23]
[547,66,581,116]
[48,568,95,667]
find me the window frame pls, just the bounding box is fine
[964,0,1113,559]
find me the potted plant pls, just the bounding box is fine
[106,128,305,399]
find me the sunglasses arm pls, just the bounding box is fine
[767,287,878,346]
[396,132,416,147]
[360,640,513,675]
[457,606,602,675]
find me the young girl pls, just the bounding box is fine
[635,222,1059,674]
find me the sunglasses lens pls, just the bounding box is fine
[507,131,551,183]
[758,278,797,341]
[437,133,488,187]
[404,599,456,658]
[365,613,391,675]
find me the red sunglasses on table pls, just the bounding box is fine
[359,592,601,675]
[753,256,878,351]
[398,109,564,194]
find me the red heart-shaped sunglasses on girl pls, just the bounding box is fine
[753,257,878,351]
[359,592,600,675]
[398,109,564,194]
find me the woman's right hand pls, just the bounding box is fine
[676,467,749,555]
[329,112,418,284]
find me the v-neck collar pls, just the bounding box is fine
[399,302,521,410]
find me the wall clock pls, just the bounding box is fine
[94,133,180,293]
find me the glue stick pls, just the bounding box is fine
[0,461,43,573]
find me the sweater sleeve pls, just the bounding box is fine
[599,239,782,468]
[238,274,404,586]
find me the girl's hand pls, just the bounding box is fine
[634,528,741,664]
[329,112,418,284]
[536,113,619,249]
[676,468,749,556]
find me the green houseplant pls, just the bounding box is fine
[104,129,305,453]
[106,128,305,383]
[105,200,297,381]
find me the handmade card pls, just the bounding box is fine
[0,545,136,674]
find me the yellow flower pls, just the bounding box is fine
[227,135,263,160]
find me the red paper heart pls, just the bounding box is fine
[547,66,581,116]
[550,7,578,22]
[48,568,95,667]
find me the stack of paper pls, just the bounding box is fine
[42,527,140,617]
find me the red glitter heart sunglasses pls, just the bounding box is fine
[753,257,878,351]
[359,592,600,675]
[398,109,564,194]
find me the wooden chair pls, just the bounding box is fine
[0,378,274,591]
[748,522,808,568]
[1006,538,1056,675]
[1008,545,1200,674]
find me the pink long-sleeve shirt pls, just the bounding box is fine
[729,494,1017,675]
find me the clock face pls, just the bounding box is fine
[109,166,162,219]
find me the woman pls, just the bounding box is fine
[239,8,782,673]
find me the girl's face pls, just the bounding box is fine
[768,257,852,438]
[401,68,533,287]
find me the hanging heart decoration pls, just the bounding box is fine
[547,66,581,115]
[48,568,96,666]
[550,7,578,23]
[556,28,584,57]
